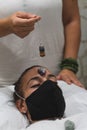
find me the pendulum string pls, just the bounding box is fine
[22,1,45,57]
[37,22,46,57]
[22,0,27,12]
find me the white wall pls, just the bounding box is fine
[78,0,87,87]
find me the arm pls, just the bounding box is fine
[0,17,12,37]
[57,0,83,87]
[0,12,41,38]
[62,0,81,59]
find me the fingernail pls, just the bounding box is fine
[80,84,84,88]
[67,81,72,85]
[32,15,37,18]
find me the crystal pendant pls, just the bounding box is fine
[38,67,46,76]
[39,45,45,57]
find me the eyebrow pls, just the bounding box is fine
[27,74,56,85]
[48,74,56,79]
[27,76,41,85]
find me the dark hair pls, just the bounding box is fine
[13,65,42,102]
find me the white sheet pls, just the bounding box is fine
[1,113,87,130]
[0,85,29,129]
[58,81,87,117]
[25,113,87,130]
[0,81,87,130]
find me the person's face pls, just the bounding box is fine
[16,66,57,122]
[22,67,57,99]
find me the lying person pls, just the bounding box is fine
[13,65,66,124]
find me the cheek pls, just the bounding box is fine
[24,88,37,98]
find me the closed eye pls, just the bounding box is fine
[31,84,40,88]
[48,74,57,82]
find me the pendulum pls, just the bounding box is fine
[37,22,45,57]
[39,44,45,57]
[39,45,45,57]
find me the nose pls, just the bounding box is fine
[42,77,47,82]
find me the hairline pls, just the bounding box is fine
[14,65,44,101]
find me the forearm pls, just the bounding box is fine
[62,0,81,59]
[63,19,81,59]
[0,17,12,37]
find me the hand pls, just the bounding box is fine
[56,69,84,88]
[8,12,41,38]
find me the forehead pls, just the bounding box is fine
[22,67,50,82]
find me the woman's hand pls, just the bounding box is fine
[56,69,84,88]
[8,12,41,38]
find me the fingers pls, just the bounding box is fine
[57,74,73,84]
[13,16,41,27]
[14,27,34,38]
[69,77,84,88]
[63,76,83,87]
[10,11,41,38]
[13,19,35,38]
[16,12,41,26]
[15,24,35,31]
[58,74,84,88]
[61,75,72,84]
[16,11,41,19]
[57,69,84,88]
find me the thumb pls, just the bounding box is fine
[56,74,62,80]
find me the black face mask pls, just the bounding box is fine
[25,80,66,121]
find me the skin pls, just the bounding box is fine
[16,66,57,123]
[0,12,41,38]
[57,0,84,88]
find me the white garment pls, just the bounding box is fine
[0,0,64,86]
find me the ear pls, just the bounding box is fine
[15,99,27,114]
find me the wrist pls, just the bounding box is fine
[60,58,79,74]
[0,17,13,36]
[5,16,13,33]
